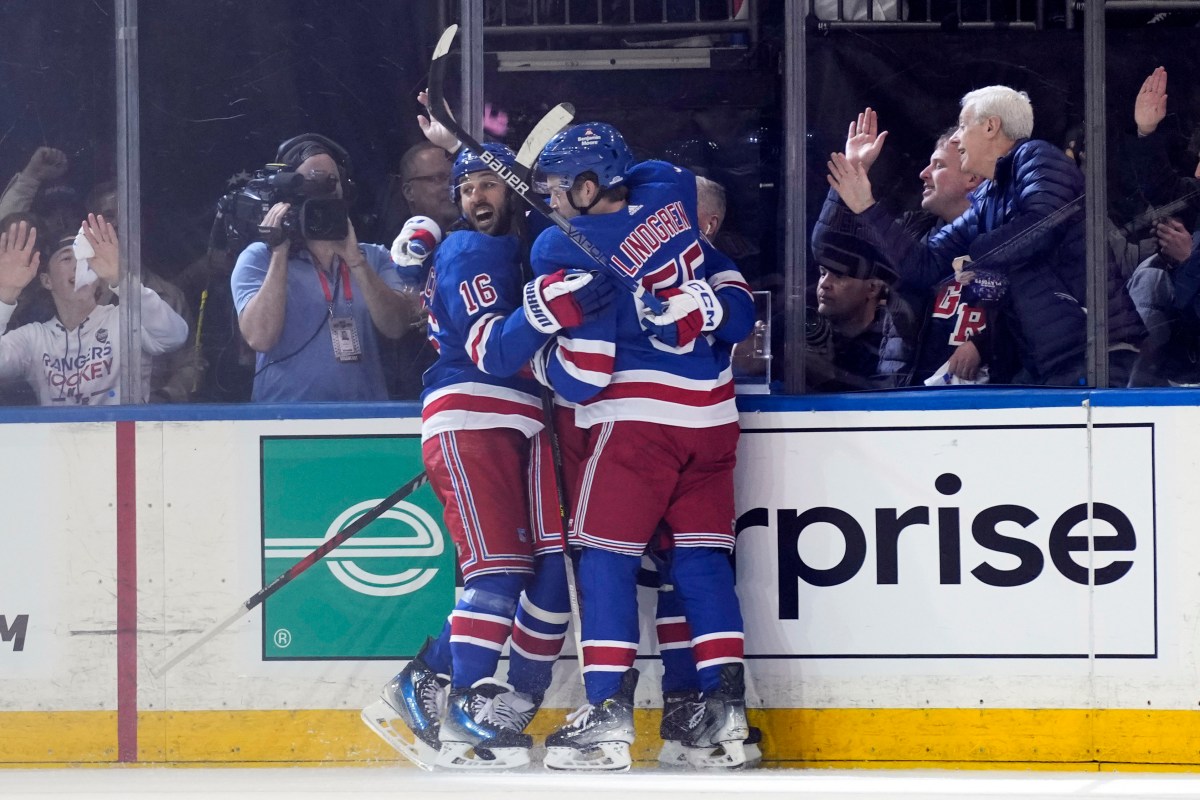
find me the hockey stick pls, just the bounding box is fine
[538,390,587,668]
[427,24,665,315]
[512,101,588,668]
[516,104,575,169]
[152,470,431,677]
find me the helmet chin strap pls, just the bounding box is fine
[568,181,601,215]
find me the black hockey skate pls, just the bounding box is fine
[435,678,534,770]
[681,663,751,768]
[543,668,638,771]
[360,637,449,770]
[658,686,763,768]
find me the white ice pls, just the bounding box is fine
[3,767,1200,800]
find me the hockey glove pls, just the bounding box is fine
[640,279,725,348]
[523,269,615,334]
[390,215,443,267]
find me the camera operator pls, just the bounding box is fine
[231,133,419,402]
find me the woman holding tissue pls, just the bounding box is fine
[0,214,188,405]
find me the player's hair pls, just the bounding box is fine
[696,175,726,223]
[960,86,1034,141]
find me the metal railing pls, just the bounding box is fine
[445,0,758,45]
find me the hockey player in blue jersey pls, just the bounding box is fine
[361,141,613,770]
[526,122,757,771]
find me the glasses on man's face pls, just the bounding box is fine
[403,173,451,186]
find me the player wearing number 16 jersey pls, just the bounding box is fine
[361,142,612,771]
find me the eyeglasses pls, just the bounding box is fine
[402,173,451,186]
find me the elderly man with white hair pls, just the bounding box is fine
[828,85,1089,386]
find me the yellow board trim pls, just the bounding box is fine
[5,708,1200,768]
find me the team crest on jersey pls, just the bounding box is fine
[96,328,109,344]
[627,204,643,215]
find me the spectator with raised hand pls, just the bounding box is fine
[0,215,188,405]
[86,181,206,402]
[1129,67,1200,212]
[0,147,69,220]
[814,114,994,387]
[828,86,1088,386]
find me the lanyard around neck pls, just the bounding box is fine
[315,260,354,308]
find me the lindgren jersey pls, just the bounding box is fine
[420,229,548,440]
[530,160,750,428]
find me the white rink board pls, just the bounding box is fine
[0,422,117,707]
[4,401,1200,716]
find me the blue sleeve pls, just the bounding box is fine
[437,232,549,377]
[230,242,270,315]
[360,243,406,290]
[701,241,755,345]
[858,200,969,289]
[965,142,1084,274]
[531,231,616,402]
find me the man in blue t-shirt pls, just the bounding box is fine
[231,133,419,401]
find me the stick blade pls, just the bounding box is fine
[433,24,458,59]
[516,103,575,169]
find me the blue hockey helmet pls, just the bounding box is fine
[532,122,634,194]
[451,142,519,203]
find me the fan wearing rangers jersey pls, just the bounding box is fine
[527,122,755,771]
[362,142,612,771]
[0,216,188,405]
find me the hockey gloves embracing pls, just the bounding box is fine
[639,279,725,348]
[524,269,617,334]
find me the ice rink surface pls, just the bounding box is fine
[5,767,1200,800]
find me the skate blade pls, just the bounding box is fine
[657,740,690,767]
[685,738,747,769]
[544,742,631,772]
[360,700,439,771]
[435,740,530,771]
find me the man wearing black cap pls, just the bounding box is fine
[230,133,420,402]
[808,231,897,392]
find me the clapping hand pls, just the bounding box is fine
[844,107,889,172]
[1135,67,1168,137]
[83,214,120,287]
[827,152,876,213]
[0,221,39,304]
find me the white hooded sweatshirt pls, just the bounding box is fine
[0,285,188,405]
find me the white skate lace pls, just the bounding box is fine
[420,674,449,719]
[685,703,706,731]
[478,695,533,731]
[563,702,595,729]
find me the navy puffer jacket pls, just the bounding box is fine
[858,139,1087,384]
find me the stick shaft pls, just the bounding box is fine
[152,471,430,677]
[428,25,663,314]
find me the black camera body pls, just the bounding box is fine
[215,163,349,250]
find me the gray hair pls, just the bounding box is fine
[960,85,1034,141]
[696,175,726,223]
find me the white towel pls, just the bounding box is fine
[72,227,99,289]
